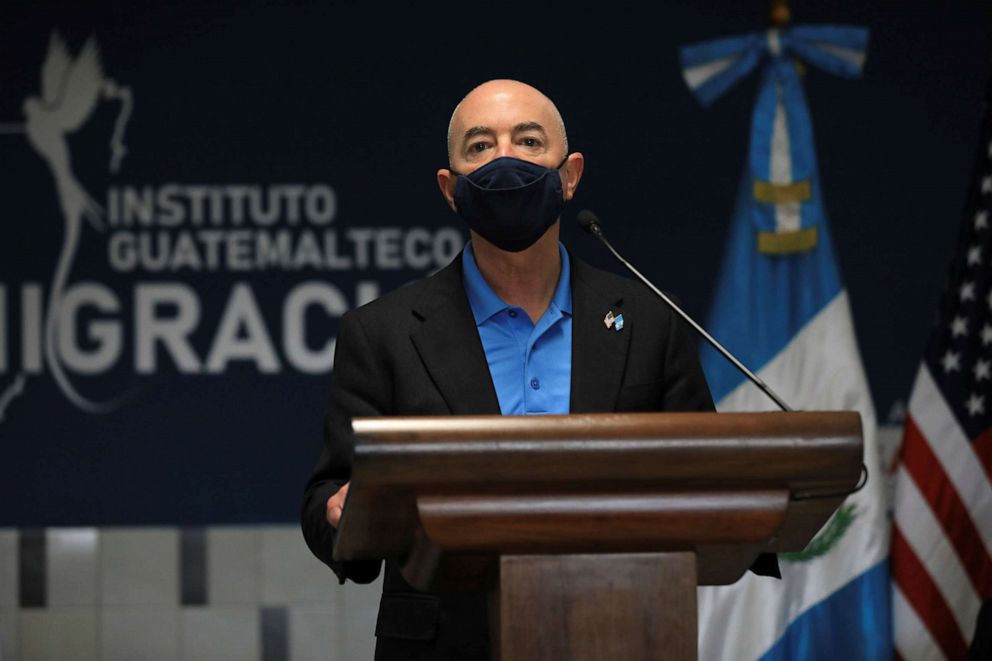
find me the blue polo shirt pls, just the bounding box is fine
[462,241,572,415]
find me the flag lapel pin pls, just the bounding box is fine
[604,310,624,332]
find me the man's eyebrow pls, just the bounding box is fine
[514,121,547,134]
[462,126,495,142]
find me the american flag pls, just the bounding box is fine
[892,81,992,660]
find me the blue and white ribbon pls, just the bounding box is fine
[680,26,868,237]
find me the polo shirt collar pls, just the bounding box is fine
[462,241,572,326]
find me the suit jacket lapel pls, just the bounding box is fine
[410,254,502,415]
[570,257,631,413]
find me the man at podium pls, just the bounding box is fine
[302,79,718,660]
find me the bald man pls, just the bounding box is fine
[302,80,717,660]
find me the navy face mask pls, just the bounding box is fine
[451,156,568,252]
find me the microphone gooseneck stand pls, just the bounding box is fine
[577,209,870,497]
[576,209,792,413]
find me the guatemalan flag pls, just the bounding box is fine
[680,26,892,659]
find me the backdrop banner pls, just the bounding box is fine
[0,3,989,526]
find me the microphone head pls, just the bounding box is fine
[577,209,601,234]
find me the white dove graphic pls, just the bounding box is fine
[24,33,106,231]
[21,33,125,413]
[0,32,132,422]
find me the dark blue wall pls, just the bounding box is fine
[1,1,989,525]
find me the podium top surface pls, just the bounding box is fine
[351,410,860,441]
[346,411,862,492]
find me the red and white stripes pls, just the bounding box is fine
[892,365,992,660]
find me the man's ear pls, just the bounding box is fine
[561,152,585,201]
[437,169,458,212]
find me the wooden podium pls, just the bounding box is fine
[333,411,863,661]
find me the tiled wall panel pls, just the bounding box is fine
[0,525,382,661]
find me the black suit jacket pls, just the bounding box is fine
[301,251,772,660]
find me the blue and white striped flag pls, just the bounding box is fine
[680,25,892,660]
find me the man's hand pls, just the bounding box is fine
[325,482,350,528]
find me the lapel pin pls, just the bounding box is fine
[604,310,624,331]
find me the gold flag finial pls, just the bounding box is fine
[770,0,791,26]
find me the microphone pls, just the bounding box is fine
[576,209,793,413]
[576,210,601,235]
